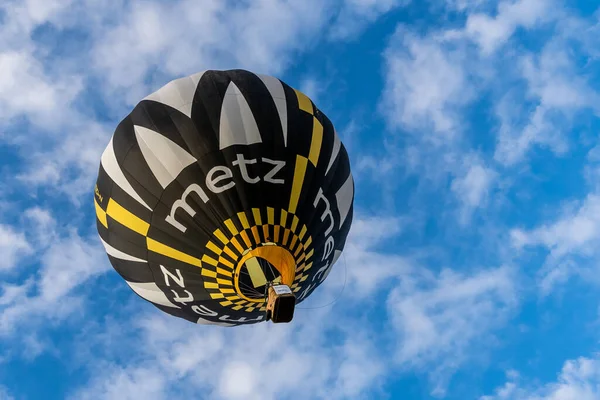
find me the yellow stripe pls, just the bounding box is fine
[217,278,232,286]
[224,246,237,260]
[230,237,244,254]
[308,117,323,166]
[263,225,270,242]
[297,252,306,263]
[232,305,243,311]
[290,236,298,251]
[251,226,261,244]
[245,257,268,288]
[299,225,307,240]
[304,237,312,248]
[246,307,255,312]
[201,255,218,266]
[210,293,225,299]
[291,215,299,232]
[206,241,222,255]
[225,220,238,235]
[220,300,233,306]
[306,249,314,261]
[205,282,218,289]
[303,262,313,271]
[214,229,228,245]
[147,238,201,267]
[294,89,313,114]
[220,257,234,269]
[107,199,149,236]
[283,229,290,246]
[94,199,108,228]
[237,212,250,229]
[240,231,252,247]
[216,267,231,276]
[252,208,262,225]
[288,156,308,214]
[274,225,280,242]
[202,269,217,278]
[280,210,288,227]
[294,246,303,258]
[221,288,235,294]
[267,207,275,225]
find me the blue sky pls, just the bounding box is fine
[1,0,600,399]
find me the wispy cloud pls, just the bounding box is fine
[0,224,32,272]
[511,193,600,293]
[0,208,108,338]
[389,265,517,396]
[482,355,600,399]
[329,0,410,40]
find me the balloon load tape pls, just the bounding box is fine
[265,282,296,323]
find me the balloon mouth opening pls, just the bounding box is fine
[234,245,296,303]
[236,257,281,300]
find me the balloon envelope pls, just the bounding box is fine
[94,69,354,326]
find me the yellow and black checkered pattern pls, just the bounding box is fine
[288,90,323,214]
[200,207,314,312]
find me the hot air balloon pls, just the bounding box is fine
[93,69,354,326]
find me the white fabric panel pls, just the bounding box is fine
[100,138,152,210]
[126,281,180,309]
[134,125,197,188]
[99,237,146,263]
[335,174,354,228]
[143,71,205,118]
[219,82,262,149]
[326,129,342,175]
[258,74,288,147]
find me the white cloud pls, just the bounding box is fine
[329,0,410,40]
[381,27,472,137]
[90,0,334,104]
[510,194,600,293]
[389,265,517,396]
[0,224,32,272]
[66,215,404,399]
[451,160,497,223]
[69,294,386,400]
[463,0,553,55]
[0,384,15,400]
[482,355,600,399]
[494,39,600,165]
[0,211,109,337]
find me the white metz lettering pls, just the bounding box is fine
[160,265,194,305]
[232,153,259,184]
[219,315,264,323]
[166,155,287,234]
[314,260,331,283]
[192,304,218,317]
[206,166,235,193]
[160,265,185,287]
[322,236,334,261]
[313,187,335,236]
[171,290,193,305]
[262,157,285,184]
[165,184,209,233]
[298,283,315,301]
